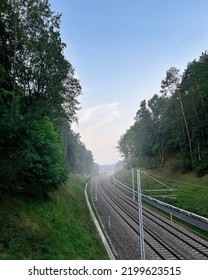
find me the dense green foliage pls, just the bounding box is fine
[118,52,208,176]
[0,0,95,196]
[0,174,108,259]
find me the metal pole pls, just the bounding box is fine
[92,173,98,202]
[95,178,98,202]
[137,169,145,260]
[132,168,135,200]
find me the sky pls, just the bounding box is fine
[50,0,208,165]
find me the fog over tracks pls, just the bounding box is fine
[91,174,208,260]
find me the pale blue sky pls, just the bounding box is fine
[50,0,208,164]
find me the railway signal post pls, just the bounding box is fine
[132,168,135,200]
[137,169,145,260]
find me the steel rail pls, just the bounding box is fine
[105,177,208,259]
[98,179,181,259]
[98,175,208,259]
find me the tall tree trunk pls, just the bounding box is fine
[191,93,205,141]
[177,90,194,167]
[155,133,165,167]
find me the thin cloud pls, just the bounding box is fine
[78,102,120,128]
[72,102,121,164]
[78,105,101,124]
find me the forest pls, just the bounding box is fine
[0,0,95,197]
[118,53,208,177]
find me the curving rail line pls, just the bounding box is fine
[91,174,208,260]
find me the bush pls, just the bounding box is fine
[17,116,68,196]
[0,115,68,196]
[166,155,188,173]
[135,156,160,169]
[193,161,207,177]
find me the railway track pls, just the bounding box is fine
[91,174,208,260]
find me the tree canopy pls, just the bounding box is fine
[0,0,95,196]
[118,52,208,176]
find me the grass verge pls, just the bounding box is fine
[115,167,208,218]
[115,167,208,237]
[0,174,108,260]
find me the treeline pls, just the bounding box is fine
[118,52,208,176]
[0,0,95,196]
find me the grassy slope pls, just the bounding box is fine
[0,174,108,260]
[115,167,208,218]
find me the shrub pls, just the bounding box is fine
[17,116,68,196]
[0,115,68,196]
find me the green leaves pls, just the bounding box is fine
[118,52,208,175]
[15,116,67,195]
[0,1,90,196]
